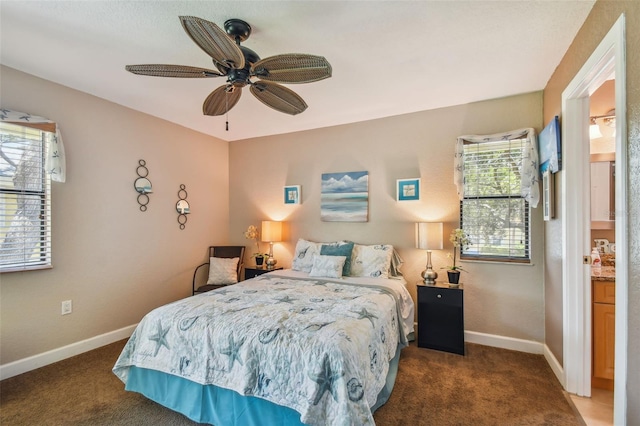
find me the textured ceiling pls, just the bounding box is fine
[0,1,595,142]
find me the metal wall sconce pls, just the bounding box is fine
[176,184,190,230]
[134,159,152,211]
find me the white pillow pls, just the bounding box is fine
[309,255,347,279]
[349,244,394,278]
[291,238,321,273]
[207,257,239,285]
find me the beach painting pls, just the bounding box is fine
[321,171,369,222]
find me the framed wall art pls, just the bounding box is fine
[321,171,369,222]
[397,178,420,201]
[539,116,561,174]
[284,185,301,204]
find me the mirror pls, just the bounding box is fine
[134,177,152,194]
[590,154,615,229]
[176,200,190,214]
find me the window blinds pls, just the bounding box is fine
[460,138,530,261]
[0,122,52,271]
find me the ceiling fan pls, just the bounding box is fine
[125,16,332,121]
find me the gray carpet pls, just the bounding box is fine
[0,339,584,425]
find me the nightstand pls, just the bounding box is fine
[244,266,283,280]
[417,282,465,355]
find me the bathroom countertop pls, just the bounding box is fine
[592,265,615,282]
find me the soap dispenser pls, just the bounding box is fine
[591,248,602,275]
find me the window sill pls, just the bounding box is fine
[460,259,534,267]
[1,265,53,274]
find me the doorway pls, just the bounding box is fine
[589,79,616,395]
[561,14,627,425]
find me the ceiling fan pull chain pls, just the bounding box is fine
[225,89,229,131]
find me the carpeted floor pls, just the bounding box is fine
[0,339,584,425]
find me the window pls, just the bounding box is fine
[0,122,52,272]
[456,128,539,264]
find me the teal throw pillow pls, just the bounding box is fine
[320,242,355,276]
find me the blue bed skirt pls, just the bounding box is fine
[125,344,403,425]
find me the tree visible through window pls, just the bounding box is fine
[0,122,51,271]
[460,138,532,263]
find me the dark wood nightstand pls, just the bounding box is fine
[417,282,465,355]
[244,266,283,280]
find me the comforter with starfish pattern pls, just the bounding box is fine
[113,270,413,425]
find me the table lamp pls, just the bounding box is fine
[261,221,282,269]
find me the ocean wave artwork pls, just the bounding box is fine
[321,171,368,222]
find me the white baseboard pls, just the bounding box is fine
[0,324,137,380]
[1,326,550,381]
[543,343,566,388]
[464,330,544,354]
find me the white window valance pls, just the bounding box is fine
[454,127,539,208]
[0,109,66,183]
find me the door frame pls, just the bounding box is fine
[561,14,627,424]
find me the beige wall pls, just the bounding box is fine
[229,92,545,343]
[542,0,640,422]
[0,66,229,364]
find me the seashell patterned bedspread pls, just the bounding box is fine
[113,271,414,426]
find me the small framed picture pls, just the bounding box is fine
[397,178,420,201]
[543,170,555,221]
[284,185,301,204]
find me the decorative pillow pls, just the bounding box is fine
[291,239,321,273]
[350,244,394,278]
[206,257,239,285]
[320,241,355,276]
[308,255,347,279]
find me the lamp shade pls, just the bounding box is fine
[261,221,282,242]
[589,122,603,139]
[415,222,443,250]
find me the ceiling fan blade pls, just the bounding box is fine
[180,16,245,69]
[203,85,242,116]
[250,81,307,115]
[251,54,332,84]
[125,64,222,78]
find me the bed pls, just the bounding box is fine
[113,241,414,425]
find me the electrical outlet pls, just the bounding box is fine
[61,300,72,315]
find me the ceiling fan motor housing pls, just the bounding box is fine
[227,46,260,87]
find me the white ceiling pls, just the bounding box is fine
[1,1,595,142]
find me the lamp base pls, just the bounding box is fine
[421,250,438,285]
[266,257,277,269]
[421,268,438,285]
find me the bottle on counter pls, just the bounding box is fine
[591,248,602,276]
